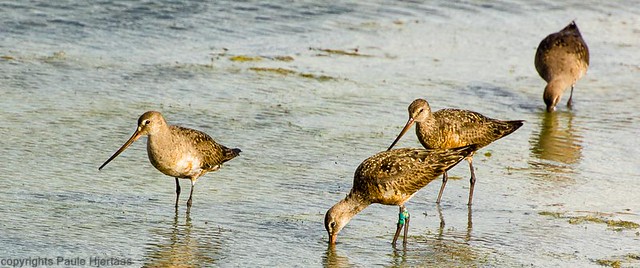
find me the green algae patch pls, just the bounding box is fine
[1,55,15,60]
[249,67,337,81]
[538,211,563,218]
[568,216,639,230]
[484,151,492,157]
[249,67,297,75]
[594,254,640,268]
[298,73,335,81]
[309,47,372,57]
[539,211,640,232]
[607,220,640,230]
[229,55,264,62]
[568,215,607,225]
[228,55,293,62]
[273,56,294,62]
[596,259,621,268]
[627,254,640,260]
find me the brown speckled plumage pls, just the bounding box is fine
[99,111,240,208]
[535,21,589,112]
[387,99,523,205]
[324,145,476,245]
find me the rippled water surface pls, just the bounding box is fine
[2,1,640,267]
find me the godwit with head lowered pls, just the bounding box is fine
[387,99,523,205]
[535,21,589,112]
[324,145,476,246]
[99,111,241,208]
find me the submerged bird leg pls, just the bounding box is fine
[567,85,575,108]
[392,206,410,245]
[187,179,196,208]
[175,178,181,208]
[467,158,476,206]
[436,172,449,204]
[437,203,445,229]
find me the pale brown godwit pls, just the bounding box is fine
[387,99,523,205]
[324,145,476,246]
[99,111,241,208]
[535,20,589,112]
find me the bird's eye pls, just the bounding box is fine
[143,120,151,125]
[329,221,337,230]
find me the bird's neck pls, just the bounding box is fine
[146,126,174,155]
[415,116,438,146]
[340,192,369,216]
[147,125,171,139]
[545,77,573,95]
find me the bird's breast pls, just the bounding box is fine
[147,143,203,178]
[172,154,203,177]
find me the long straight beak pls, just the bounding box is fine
[387,117,414,151]
[329,233,338,244]
[98,128,143,170]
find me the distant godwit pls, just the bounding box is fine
[535,21,589,112]
[99,111,241,208]
[324,145,476,246]
[387,99,523,205]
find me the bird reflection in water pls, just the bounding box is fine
[389,205,479,266]
[142,210,225,267]
[322,244,353,268]
[529,111,583,181]
[436,204,473,243]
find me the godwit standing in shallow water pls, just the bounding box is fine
[535,20,589,112]
[324,145,476,246]
[99,111,241,208]
[387,99,523,205]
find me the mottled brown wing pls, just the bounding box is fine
[433,109,523,148]
[173,126,241,171]
[352,146,475,201]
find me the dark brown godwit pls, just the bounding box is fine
[387,99,523,205]
[324,145,476,246]
[535,21,589,112]
[99,111,241,208]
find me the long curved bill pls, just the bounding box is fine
[387,117,414,151]
[98,128,142,170]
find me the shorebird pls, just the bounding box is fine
[324,145,476,246]
[535,20,589,112]
[99,111,241,208]
[387,99,523,205]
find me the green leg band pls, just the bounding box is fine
[398,209,409,225]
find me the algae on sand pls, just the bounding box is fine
[309,47,372,57]
[249,67,337,81]
[538,211,640,231]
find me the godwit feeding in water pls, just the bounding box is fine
[535,20,589,112]
[99,111,241,208]
[387,99,523,205]
[324,145,476,246]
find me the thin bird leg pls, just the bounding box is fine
[436,172,449,203]
[392,206,410,245]
[175,178,181,208]
[187,180,195,208]
[437,203,445,229]
[467,158,476,206]
[567,85,575,107]
[402,208,410,246]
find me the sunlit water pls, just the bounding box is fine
[1,1,639,267]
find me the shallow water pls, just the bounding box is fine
[1,1,639,267]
